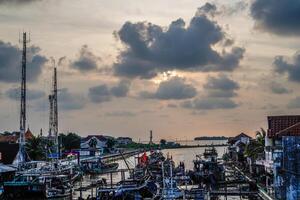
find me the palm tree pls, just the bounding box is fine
[256,128,266,146]
[244,128,266,160]
[25,136,47,160]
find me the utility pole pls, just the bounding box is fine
[14,32,30,166]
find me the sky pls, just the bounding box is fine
[0,0,300,141]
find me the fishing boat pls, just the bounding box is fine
[203,146,218,162]
[161,160,184,199]
[188,147,225,189]
[3,173,72,199]
[97,177,159,200]
[80,158,119,174]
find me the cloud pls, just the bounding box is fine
[5,87,45,101]
[140,77,197,100]
[250,0,300,35]
[287,97,300,109]
[0,41,47,83]
[269,81,292,94]
[0,0,41,5]
[113,7,245,79]
[110,80,131,97]
[181,74,239,110]
[105,111,136,117]
[181,97,238,110]
[196,3,217,17]
[204,74,239,91]
[273,52,300,82]
[221,1,248,16]
[70,45,101,72]
[88,80,130,103]
[58,88,86,110]
[88,85,111,103]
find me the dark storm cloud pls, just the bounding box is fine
[70,45,101,72]
[269,81,291,94]
[181,74,239,110]
[0,41,47,83]
[114,8,245,79]
[250,0,300,35]
[273,53,300,82]
[139,77,197,100]
[5,87,45,101]
[88,80,130,103]
[58,88,86,110]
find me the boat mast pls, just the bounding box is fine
[14,32,30,166]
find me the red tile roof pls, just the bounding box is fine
[0,128,34,143]
[267,115,300,138]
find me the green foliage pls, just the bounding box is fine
[106,138,116,149]
[118,142,159,150]
[60,132,81,151]
[25,136,52,160]
[244,128,266,160]
[160,139,166,146]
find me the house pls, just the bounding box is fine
[0,164,16,183]
[80,135,108,156]
[0,128,34,143]
[0,142,19,164]
[227,132,251,162]
[117,137,133,145]
[263,115,300,200]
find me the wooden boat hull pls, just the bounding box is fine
[84,162,119,174]
[3,183,45,198]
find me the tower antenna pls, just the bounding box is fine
[14,32,30,166]
[48,59,59,158]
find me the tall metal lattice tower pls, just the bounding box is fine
[14,32,30,165]
[48,63,58,156]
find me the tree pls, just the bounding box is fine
[106,138,116,149]
[25,136,50,160]
[244,128,266,160]
[60,132,81,151]
[160,139,167,146]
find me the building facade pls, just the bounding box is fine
[265,115,300,200]
[80,135,108,156]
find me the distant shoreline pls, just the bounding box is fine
[194,136,229,141]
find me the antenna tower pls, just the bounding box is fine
[14,32,30,166]
[48,61,58,156]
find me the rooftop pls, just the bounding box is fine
[267,115,300,138]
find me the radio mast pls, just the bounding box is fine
[48,61,58,157]
[14,32,30,166]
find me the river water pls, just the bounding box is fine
[73,140,250,199]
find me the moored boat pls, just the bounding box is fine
[81,158,119,174]
[3,173,72,199]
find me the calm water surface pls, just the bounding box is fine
[73,140,248,199]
